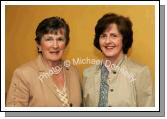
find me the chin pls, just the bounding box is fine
[49,59,61,62]
[47,56,61,62]
[52,57,62,61]
[105,55,115,59]
[103,52,115,57]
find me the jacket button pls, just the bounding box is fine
[112,70,116,74]
[70,103,73,107]
[110,89,114,92]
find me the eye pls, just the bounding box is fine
[100,34,107,39]
[45,37,53,41]
[111,34,118,38]
[57,37,65,41]
[58,38,63,41]
[110,33,120,38]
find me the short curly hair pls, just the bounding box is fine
[94,13,133,54]
[35,16,70,46]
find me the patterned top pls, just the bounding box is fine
[83,55,154,107]
[98,64,109,107]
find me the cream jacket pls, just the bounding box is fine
[6,55,82,107]
[82,56,154,107]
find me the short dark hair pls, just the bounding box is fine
[94,13,133,54]
[35,16,70,46]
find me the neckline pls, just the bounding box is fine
[53,67,67,92]
[102,55,125,72]
[53,67,70,106]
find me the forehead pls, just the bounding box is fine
[104,23,119,33]
[45,28,65,36]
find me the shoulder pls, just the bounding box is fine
[125,57,150,73]
[16,60,37,71]
[124,56,151,80]
[10,57,39,88]
[83,64,98,77]
[13,56,40,78]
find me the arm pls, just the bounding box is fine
[135,66,154,107]
[81,74,86,107]
[6,69,30,107]
[82,71,90,107]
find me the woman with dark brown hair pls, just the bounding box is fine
[83,13,154,107]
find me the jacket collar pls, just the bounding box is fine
[35,54,49,72]
[35,54,72,104]
[95,54,127,71]
[35,54,70,72]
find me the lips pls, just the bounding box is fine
[104,46,116,49]
[49,50,60,54]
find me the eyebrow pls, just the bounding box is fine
[43,36,53,39]
[44,34,64,37]
[102,32,119,35]
[43,35,65,40]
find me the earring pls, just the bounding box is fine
[38,47,42,52]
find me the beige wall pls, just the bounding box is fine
[5,5,155,92]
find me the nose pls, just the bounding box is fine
[105,36,112,44]
[52,39,59,48]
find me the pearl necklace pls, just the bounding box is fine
[54,68,70,107]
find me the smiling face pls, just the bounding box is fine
[99,23,123,60]
[38,28,66,64]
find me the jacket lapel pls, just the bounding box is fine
[63,66,71,103]
[35,55,71,104]
[94,65,101,106]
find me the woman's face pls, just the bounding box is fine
[38,29,66,63]
[99,23,123,59]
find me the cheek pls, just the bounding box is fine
[99,39,104,47]
[40,43,51,50]
[59,42,66,49]
[116,39,123,47]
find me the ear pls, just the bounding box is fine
[37,43,42,52]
